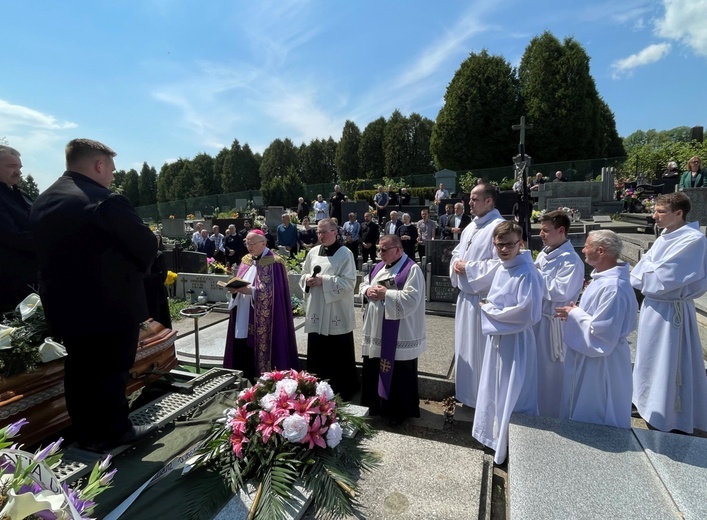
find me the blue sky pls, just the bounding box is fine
[2,0,705,191]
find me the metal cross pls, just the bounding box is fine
[380,359,392,373]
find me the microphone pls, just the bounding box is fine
[306,265,322,293]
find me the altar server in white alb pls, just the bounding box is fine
[450,183,505,408]
[555,230,637,429]
[631,192,707,433]
[300,218,359,400]
[360,234,426,425]
[533,210,585,417]
[473,222,543,465]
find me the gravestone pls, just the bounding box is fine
[235,198,248,210]
[265,207,284,231]
[592,215,612,223]
[544,197,592,217]
[341,201,370,222]
[429,276,458,302]
[680,187,707,226]
[600,167,615,202]
[434,169,458,196]
[175,273,231,303]
[252,196,264,206]
[397,205,428,223]
[496,190,519,216]
[162,218,186,238]
[425,240,459,305]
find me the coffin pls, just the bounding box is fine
[0,320,178,446]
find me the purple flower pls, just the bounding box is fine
[33,437,63,462]
[4,418,29,438]
[99,468,117,486]
[98,454,112,472]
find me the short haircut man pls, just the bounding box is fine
[555,230,637,429]
[360,232,426,425]
[0,145,39,313]
[449,183,505,407]
[534,210,585,417]
[631,191,707,433]
[473,219,543,464]
[30,138,157,449]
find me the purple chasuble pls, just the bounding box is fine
[369,256,415,399]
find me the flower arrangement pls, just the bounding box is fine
[642,196,656,214]
[620,187,637,200]
[290,296,305,317]
[207,258,230,275]
[164,271,178,286]
[531,209,546,222]
[0,295,66,378]
[192,370,378,519]
[169,215,175,219]
[186,213,196,220]
[0,419,115,519]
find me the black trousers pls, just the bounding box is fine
[62,328,138,443]
[361,356,420,422]
[361,244,377,264]
[306,332,359,401]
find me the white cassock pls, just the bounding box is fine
[449,209,505,407]
[360,254,427,361]
[533,240,585,417]
[630,222,707,433]
[299,244,356,336]
[561,263,637,429]
[472,251,543,465]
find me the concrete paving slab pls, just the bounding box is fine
[634,428,707,520]
[340,430,489,519]
[508,413,681,519]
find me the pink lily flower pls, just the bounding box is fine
[302,416,329,450]
[256,409,287,444]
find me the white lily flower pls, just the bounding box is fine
[0,325,17,349]
[17,293,41,321]
[0,488,65,520]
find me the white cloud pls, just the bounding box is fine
[655,0,707,57]
[0,99,77,131]
[610,43,672,78]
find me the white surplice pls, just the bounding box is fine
[472,251,543,465]
[533,240,585,417]
[360,254,427,361]
[561,263,637,429]
[630,222,707,432]
[299,244,357,336]
[449,208,505,407]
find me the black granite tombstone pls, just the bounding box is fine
[341,201,370,223]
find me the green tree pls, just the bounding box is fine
[335,120,361,181]
[17,174,39,199]
[299,139,334,185]
[407,113,436,176]
[597,100,626,158]
[383,110,409,177]
[222,139,243,193]
[122,169,140,206]
[260,138,298,184]
[518,32,622,162]
[172,160,201,200]
[431,49,519,170]
[282,164,304,207]
[324,137,338,184]
[113,169,126,190]
[359,117,386,179]
[193,152,218,195]
[240,143,261,189]
[138,162,158,206]
[261,176,286,206]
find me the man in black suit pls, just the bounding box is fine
[360,211,380,264]
[384,210,403,236]
[438,204,454,239]
[30,138,157,450]
[0,145,38,313]
[442,202,471,240]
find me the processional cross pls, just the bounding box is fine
[512,116,534,244]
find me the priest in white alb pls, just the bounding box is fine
[360,234,426,425]
[300,218,359,400]
[472,221,543,465]
[533,210,584,417]
[555,230,637,429]
[450,183,505,408]
[630,192,707,433]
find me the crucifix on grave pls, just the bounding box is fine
[512,116,534,244]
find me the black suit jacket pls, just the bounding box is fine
[442,213,471,239]
[0,184,37,312]
[30,171,156,336]
[360,220,380,246]
[384,219,403,235]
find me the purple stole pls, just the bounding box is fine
[369,256,415,399]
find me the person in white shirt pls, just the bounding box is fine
[533,210,584,417]
[191,222,204,249]
[313,194,328,222]
[555,230,638,429]
[631,192,707,433]
[360,234,426,425]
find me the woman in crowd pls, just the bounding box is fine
[396,213,418,260]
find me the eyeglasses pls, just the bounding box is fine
[380,246,400,253]
[245,240,266,246]
[316,229,335,235]
[494,240,520,251]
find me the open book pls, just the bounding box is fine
[217,276,251,289]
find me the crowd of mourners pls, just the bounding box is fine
[2,141,707,465]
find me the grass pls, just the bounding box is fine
[168,298,191,322]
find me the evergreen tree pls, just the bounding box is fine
[324,137,338,185]
[193,152,218,195]
[172,160,201,200]
[383,110,409,177]
[222,139,243,193]
[138,162,158,206]
[213,147,229,192]
[407,113,436,176]
[113,169,126,189]
[122,169,140,206]
[240,143,261,189]
[299,139,333,185]
[359,117,386,179]
[335,120,361,181]
[17,174,39,199]
[260,138,298,184]
[430,49,519,170]
[282,164,304,207]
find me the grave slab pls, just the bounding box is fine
[508,413,680,519]
[544,197,592,217]
[634,428,707,520]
